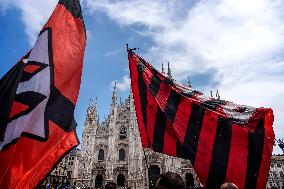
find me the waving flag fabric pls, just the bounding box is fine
[128,50,274,189]
[0,0,86,188]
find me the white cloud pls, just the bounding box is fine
[0,0,57,45]
[112,75,131,92]
[86,0,284,154]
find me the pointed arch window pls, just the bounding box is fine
[98,149,104,161]
[119,126,127,140]
[119,148,126,161]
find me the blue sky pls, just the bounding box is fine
[0,0,283,154]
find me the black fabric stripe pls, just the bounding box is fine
[21,61,48,82]
[176,140,186,158]
[148,74,162,98]
[8,91,47,122]
[164,89,181,122]
[0,62,25,141]
[244,120,264,189]
[206,117,232,189]
[46,87,75,132]
[14,91,46,107]
[137,66,148,131]
[176,104,205,164]
[164,77,175,87]
[59,0,83,19]
[152,107,167,153]
[202,99,227,111]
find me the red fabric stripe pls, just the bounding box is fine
[24,65,40,74]
[9,101,29,119]
[226,124,248,189]
[146,88,157,146]
[172,97,192,145]
[155,82,171,111]
[256,109,274,189]
[163,121,177,156]
[44,4,86,105]
[194,109,218,185]
[129,54,149,148]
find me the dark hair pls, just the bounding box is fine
[156,172,185,189]
[105,182,117,189]
[220,182,238,189]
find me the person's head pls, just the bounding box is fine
[155,172,185,189]
[220,182,238,189]
[105,182,117,189]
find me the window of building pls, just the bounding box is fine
[148,165,160,189]
[280,171,284,178]
[117,174,125,186]
[98,149,104,161]
[119,126,127,140]
[119,148,126,161]
[95,175,103,188]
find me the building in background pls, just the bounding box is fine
[76,79,198,189]
[267,155,284,189]
[42,148,80,187]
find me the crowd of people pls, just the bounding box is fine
[38,172,243,189]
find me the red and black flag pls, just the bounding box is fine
[0,0,86,188]
[128,50,275,189]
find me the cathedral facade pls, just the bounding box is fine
[77,82,197,189]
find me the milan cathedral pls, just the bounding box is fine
[77,79,197,188]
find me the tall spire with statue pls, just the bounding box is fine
[110,81,118,119]
[187,76,192,88]
[167,62,172,78]
[79,97,100,186]
[162,62,165,74]
[105,81,118,182]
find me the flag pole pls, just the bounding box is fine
[126,43,139,52]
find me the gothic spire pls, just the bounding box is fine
[83,98,97,132]
[167,62,172,78]
[95,96,98,106]
[162,62,165,74]
[216,90,220,100]
[94,96,98,121]
[187,76,192,88]
[112,81,117,107]
[97,114,100,124]
[110,81,117,117]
